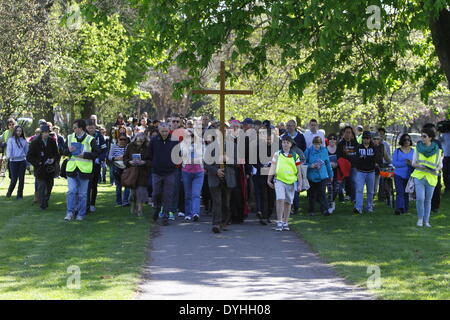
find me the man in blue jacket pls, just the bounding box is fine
[148,123,180,225]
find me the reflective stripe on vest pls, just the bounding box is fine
[275,151,298,185]
[411,150,441,186]
[66,134,94,174]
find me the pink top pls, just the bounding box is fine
[182,164,204,173]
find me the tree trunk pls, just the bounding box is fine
[81,98,96,120]
[430,8,450,89]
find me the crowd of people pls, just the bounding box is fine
[0,112,449,232]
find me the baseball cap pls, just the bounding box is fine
[362,131,372,139]
[242,118,254,125]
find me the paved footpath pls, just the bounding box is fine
[137,213,373,300]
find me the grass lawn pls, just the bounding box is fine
[291,186,450,300]
[0,173,152,299]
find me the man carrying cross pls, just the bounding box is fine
[192,61,253,233]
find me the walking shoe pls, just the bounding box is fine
[122,203,130,207]
[64,213,74,221]
[75,215,84,221]
[162,217,169,226]
[353,208,362,215]
[327,207,334,215]
[331,201,336,211]
[168,212,175,221]
[425,222,432,228]
[394,209,401,215]
[275,221,283,231]
[308,212,315,216]
[212,225,221,233]
[178,212,185,217]
[256,211,262,219]
[185,215,192,221]
[193,214,199,222]
[259,218,267,225]
[282,222,290,231]
[417,219,423,227]
[90,205,96,212]
[137,211,143,217]
[159,209,164,219]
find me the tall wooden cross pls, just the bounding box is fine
[192,61,253,167]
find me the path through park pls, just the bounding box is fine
[137,213,373,300]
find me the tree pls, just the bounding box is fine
[102,0,450,112]
[0,0,53,117]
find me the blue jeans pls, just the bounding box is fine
[182,171,204,217]
[7,160,27,198]
[116,184,130,206]
[67,174,90,218]
[354,170,375,212]
[113,166,130,205]
[414,177,435,223]
[394,174,409,213]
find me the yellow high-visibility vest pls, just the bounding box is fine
[411,149,442,187]
[66,133,94,174]
[275,151,299,185]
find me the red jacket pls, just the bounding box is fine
[337,157,352,182]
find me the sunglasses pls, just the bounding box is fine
[421,135,428,138]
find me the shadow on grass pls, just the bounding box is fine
[0,177,152,299]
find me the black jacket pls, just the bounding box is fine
[337,138,358,165]
[354,143,377,172]
[148,134,179,175]
[27,135,58,179]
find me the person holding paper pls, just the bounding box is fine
[62,119,100,221]
[123,132,151,217]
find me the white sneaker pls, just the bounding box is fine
[193,214,200,222]
[331,202,336,211]
[327,207,334,214]
[76,215,84,221]
[90,205,96,212]
[282,222,290,231]
[417,219,423,227]
[185,215,192,221]
[425,222,432,228]
[275,221,283,231]
[64,213,74,221]
[178,212,185,217]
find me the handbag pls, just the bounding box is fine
[405,176,415,194]
[121,166,139,188]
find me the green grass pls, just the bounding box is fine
[291,188,450,300]
[0,174,152,299]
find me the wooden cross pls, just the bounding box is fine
[192,61,253,167]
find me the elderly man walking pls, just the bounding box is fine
[148,123,180,226]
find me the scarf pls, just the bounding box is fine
[416,141,439,158]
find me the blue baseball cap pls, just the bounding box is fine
[242,118,254,125]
